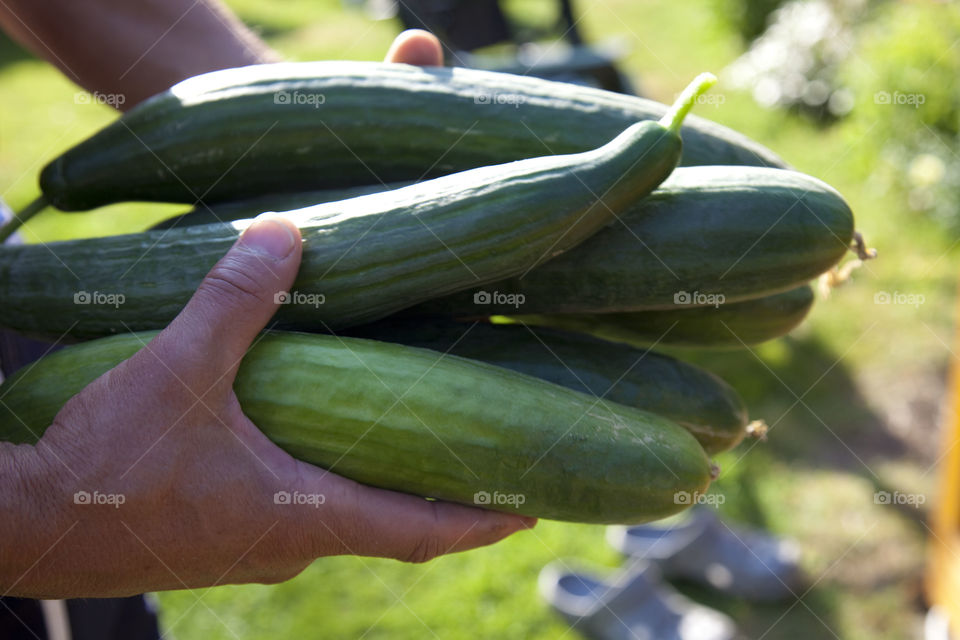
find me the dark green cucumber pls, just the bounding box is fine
[506,285,815,350]
[0,76,717,339]
[38,61,782,212]
[151,183,414,231]
[347,320,749,453]
[0,331,714,524]
[407,167,853,316]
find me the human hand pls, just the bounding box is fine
[1,215,534,599]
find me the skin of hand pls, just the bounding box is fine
[0,214,535,600]
[0,29,531,599]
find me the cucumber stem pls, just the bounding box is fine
[745,419,769,441]
[851,231,877,261]
[0,196,48,244]
[659,73,718,133]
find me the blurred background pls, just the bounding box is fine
[2,0,958,637]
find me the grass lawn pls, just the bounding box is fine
[1,1,954,638]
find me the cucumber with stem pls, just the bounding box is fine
[0,197,48,244]
[0,330,715,524]
[0,74,716,339]
[154,169,849,324]
[347,319,750,454]
[151,183,414,231]
[30,61,778,213]
[503,285,816,350]
[407,166,854,316]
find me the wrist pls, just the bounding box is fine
[0,441,69,596]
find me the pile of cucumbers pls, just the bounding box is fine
[0,63,865,524]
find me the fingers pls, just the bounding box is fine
[299,472,535,563]
[143,214,302,390]
[384,29,443,66]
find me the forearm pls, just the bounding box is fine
[0,0,279,110]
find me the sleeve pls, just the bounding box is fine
[0,198,60,380]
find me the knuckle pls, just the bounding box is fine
[275,468,361,560]
[403,534,445,564]
[199,257,276,312]
[321,482,369,557]
[402,502,446,563]
[251,564,307,586]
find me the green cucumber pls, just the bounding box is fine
[34,62,780,213]
[0,331,714,524]
[505,285,815,350]
[347,320,749,453]
[407,166,853,316]
[0,75,715,339]
[151,183,414,231]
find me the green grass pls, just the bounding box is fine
[0,1,952,638]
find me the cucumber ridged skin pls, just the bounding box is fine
[2,117,681,340]
[346,320,748,454]
[0,332,714,524]
[152,182,414,230]
[40,61,784,211]
[408,166,854,317]
[508,285,815,350]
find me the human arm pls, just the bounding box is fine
[0,0,442,110]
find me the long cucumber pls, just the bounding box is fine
[0,331,714,524]
[151,183,414,231]
[35,62,781,213]
[346,320,749,454]
[0,75,716,339]
[408,167,853,316]
[506,285,816,349]
[157,167,852,321]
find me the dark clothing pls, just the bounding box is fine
[0,596,161,640]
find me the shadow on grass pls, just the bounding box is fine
[675,580,841,640]
[672,333,910,480]
[654,333,924,638]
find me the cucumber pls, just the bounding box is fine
[505,285,815,349]
[0,331,714,524]
[346,320,748,454]
[407,167,853,317]
[151,182,414,230]
[36,62,782,212]
[0,75,714,339]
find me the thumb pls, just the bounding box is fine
[148,214,302,389]
[385,29,444,66]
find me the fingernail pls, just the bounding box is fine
[240,215,296,259]
[519,516,538,529]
